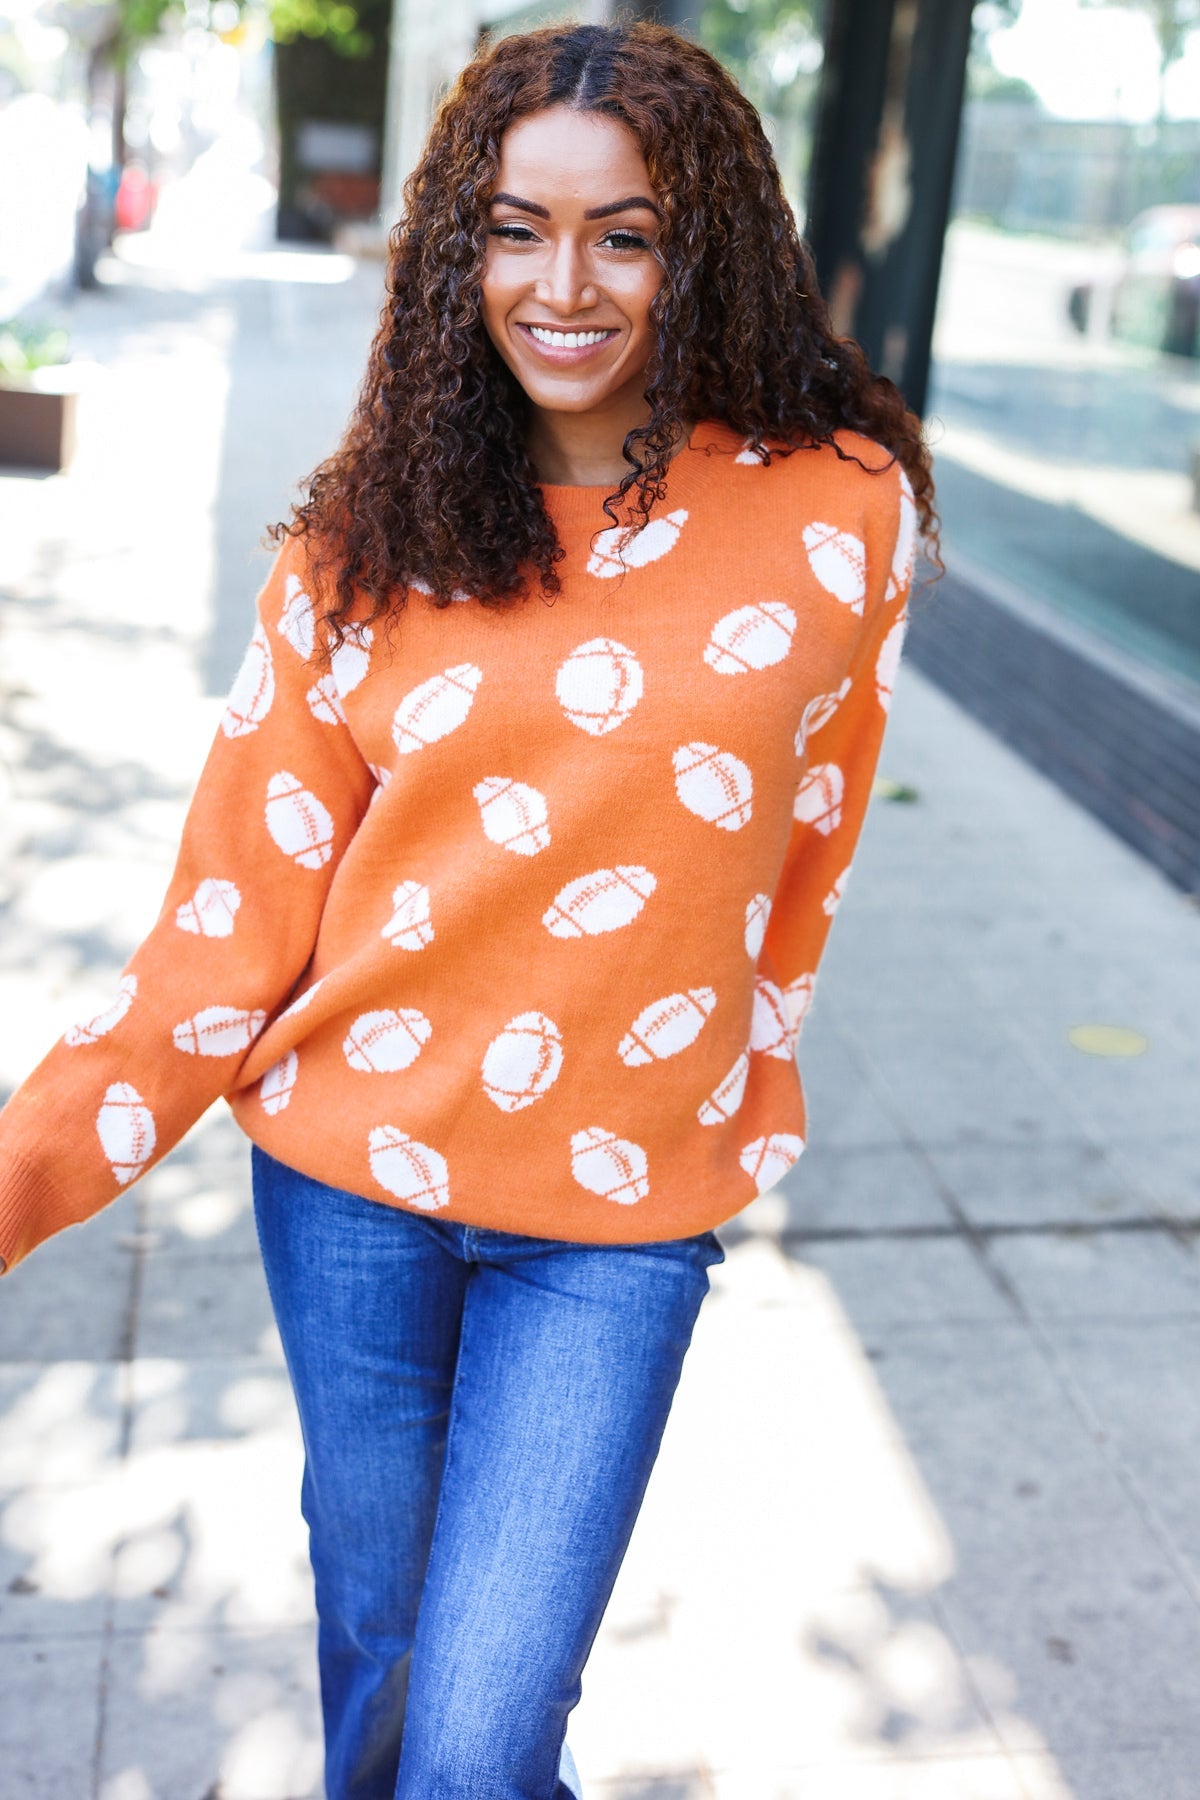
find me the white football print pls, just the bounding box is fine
[794,761,844,834]
[172,1004,267,1057]
[744,893,772,960]
[281,977,323,1020]
[96,1081,156,1184]
[543,865,656,939]
[331,622,373,696]
[876,613,908,712]
[570,1127,649,1205]
[222,624,275,739]
[795,678,852,754]
[673,742,753,831]
[260,1049,298,1114]
[750,978,793,1060]
[368,1126,450,1211]
[265,771,335,870]
[740,1132,805,1194]
[803,523,867,614]
[473,776,551,857]
[66,974,138,1047]
[586,508,688,578]
[823,867,851,917]
[618,987,716,1067]
[698,1050,750,1126]
[382,880,434,950]
[278,572,315,659]
[176,877,241,939]
[555,637,643,735]
[481,1011,563,1111]
[704,602,797,676]
[783,974,816,1043]
[735,438,764,465]
[343,1008,432,1073]
[306,672,347,727]
[887,470,917,601]
[391,663,482,754]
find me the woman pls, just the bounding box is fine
[0,19,935,1799]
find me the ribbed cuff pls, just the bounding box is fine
[0,1151,73,1275]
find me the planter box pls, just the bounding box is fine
[0,370,80,472]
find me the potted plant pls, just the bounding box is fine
[0,321,79,473]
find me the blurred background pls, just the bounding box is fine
[2,2,1200,1797]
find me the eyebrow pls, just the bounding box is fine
[488,192,660,221]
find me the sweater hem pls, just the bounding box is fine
[0,1151,77,1275]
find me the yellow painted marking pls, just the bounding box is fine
[1067,1025,1148,1058]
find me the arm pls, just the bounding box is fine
[0,534,374,1273]
[762,462,912,1042]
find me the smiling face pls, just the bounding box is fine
[481,105,666,445]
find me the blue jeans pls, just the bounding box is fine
[250,1146,725,1800]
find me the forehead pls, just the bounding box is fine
[494,106,653,200]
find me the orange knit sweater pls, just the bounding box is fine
[0,421,915,1269]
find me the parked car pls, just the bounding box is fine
[1068,205,1200,358]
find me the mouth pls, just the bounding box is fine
[514,322,621,364]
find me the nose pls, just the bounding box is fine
[534,236,598,313]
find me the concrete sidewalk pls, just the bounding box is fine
[2,237,1199,1800]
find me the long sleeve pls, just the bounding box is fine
[0,534,374,1273]
[761,462,914,1042]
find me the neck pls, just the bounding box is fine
[528,400,691,487]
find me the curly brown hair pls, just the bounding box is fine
[277,17,937,642]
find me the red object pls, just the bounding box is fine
[115,165,157,233]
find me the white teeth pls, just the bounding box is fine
[528,326,612,348]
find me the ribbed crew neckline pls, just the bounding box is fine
[536,417,743,529]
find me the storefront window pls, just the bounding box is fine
[927,0,1200,695]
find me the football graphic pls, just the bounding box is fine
[65,974,138,1047]
[555,638,643,735]
[481,1012,564,1111]
[618,988,716,1067]
[740,1132,805,1194]
[735,438,764,466]
[794,762,844,834]
[823,867,850,917]
[887,470,917,602]
[875,613,908,712]
[306,672,347,727]
[382,880,434,950]
[783,974,816,1043]
[391,663,482,754]
[795,678,852,754]
[278,572,315,659]
[473,777,551,857]
[281,977,323,1020]
[803,523,867,615]
[673,742,753,831]
[744,893,772,960]
[343,1008,432,1073]
[172,1004,267,1057]
[265,771,335,870]
[697,1050,750,1126]
[703,602,797,676]
[543,865,656,939]
[570,1127,649,1205]
[96,1082,156,1185]
[331,622,373,696]
[586,509,688,578]
[222,624,275,739]
[750,977,793,1060]
[175,877,241,939]
[368,1126,450,1211]
[260,1050,298,1114]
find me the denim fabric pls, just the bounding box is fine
[251,1145,725,1800]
